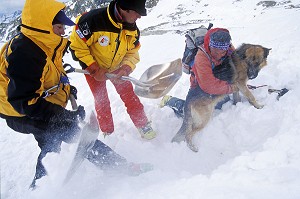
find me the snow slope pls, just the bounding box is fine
[1,0,300,198]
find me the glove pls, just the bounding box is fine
[110,65,132,84]
[86,62,107,81]
[51,105,86,123]
[70,85,77,99]
[112,65,132,78]
[76,105,86,121]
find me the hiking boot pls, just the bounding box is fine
[159,95,172,108]
[138,122,156,140]
[127,162,154,176]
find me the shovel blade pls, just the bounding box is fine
[64,112,99,184]
[135,58,182,99]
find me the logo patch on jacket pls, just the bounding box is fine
[79,22,91,36]
[98,36,109,46]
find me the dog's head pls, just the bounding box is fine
[238,44,271,79]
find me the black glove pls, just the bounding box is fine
[76,105,86,121]
[50,105,86,123]
[70,85,78,100]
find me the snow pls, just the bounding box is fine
[1,0,300,198]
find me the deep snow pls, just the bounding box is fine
[1,0,300,198]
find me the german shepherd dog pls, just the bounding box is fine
[171,44,271,152]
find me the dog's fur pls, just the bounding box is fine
[171,44,271,152]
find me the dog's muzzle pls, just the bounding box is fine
[247,65,259,79]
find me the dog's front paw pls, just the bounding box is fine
[185,137,199,152]
[254,103,264,109]
[187,141,199,152]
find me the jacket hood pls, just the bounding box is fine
[203,28,230,54]
[21,0,66,53]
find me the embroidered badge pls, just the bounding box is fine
[79,22,91,36]
[98,36,109,46]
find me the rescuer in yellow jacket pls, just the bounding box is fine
[0,0,138,189]
[0,0,86,189]
[70,0,156,140]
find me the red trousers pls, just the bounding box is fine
[85,75,148,133]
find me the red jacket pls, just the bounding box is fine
[191,28,234,95]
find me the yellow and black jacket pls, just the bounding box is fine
[0,0,70,121]
[69,1,140,72]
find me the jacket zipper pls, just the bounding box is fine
[52,38,63,62]
[111,27,122,67]
[52,38,69,103]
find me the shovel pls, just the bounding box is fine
[64,58,182,99]
[134,58,182,99]
[64,94,99,184]
[105,73,156,88]
[64,63,157,88]
[106,58,183,94]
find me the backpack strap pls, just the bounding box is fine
[198,46,215,69]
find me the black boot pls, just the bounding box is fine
[168,97,185,118]
[29,137,61,190]
[29,151,47,190]
[162,96,185,118]
[86,140,154,175]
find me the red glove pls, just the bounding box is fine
[112,65,132,79]
[110,65,132,84]
[86,62,107,81]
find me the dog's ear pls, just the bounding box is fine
[237,44,248,59]
[263,47,271,58]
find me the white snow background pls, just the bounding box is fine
[1,0,300,198]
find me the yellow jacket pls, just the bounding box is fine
[0,0,70,120]
[69,1,140,72]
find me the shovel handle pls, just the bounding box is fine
[64,63,89,74]
[69,94,88,124]
[105,73,155,87]
[69,94,78,110]
[63,64,155,88]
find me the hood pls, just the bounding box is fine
[203,28,230,54]
[21,0,66,53]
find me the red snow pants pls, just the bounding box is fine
[85,74,148,134]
